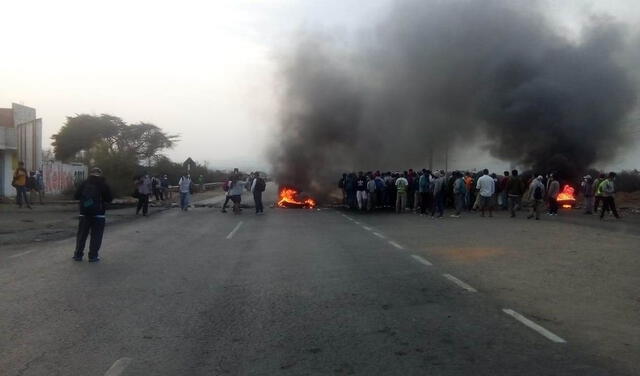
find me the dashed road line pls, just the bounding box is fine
[443,273,477,292]
[353,221,362,225]
[104,358,133,376]
[388,240,404,250]
[362,226,372,231]
[9,250,35,258]
[411,254,433,266]
[226,221,244,239]
[502,309,567,343]
[372,232,386,239]
[342,214,354,221]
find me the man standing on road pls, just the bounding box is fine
[12,161,31,209]
[451,171,466,218]
[395,172,409,213]
[418,169,430,215]
[135,173,152,216]
[581,175,595,214]
[160,174,170,200]
[355,171,367,211]
[431,170,446,218]
[593,173,606,212]
[178,174,192,211]
[527,175,545,220]
[506,169,525,218]
[221,169,240,213]
[366,174,377,211]
[546,174,560,215]
[476,169,495,217]
[599,172,620,220]
[228,175,246,214]
[251,172,266,214]
[72,167,113,262]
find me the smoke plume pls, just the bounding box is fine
[269,0,638,195]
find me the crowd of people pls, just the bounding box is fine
[220,169,266,215]
[338,169,621,221]
[70,167,267,262]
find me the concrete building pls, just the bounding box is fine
[0,103,43,196]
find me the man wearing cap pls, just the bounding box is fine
[72,167,113,262]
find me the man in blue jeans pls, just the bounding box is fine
[73,167,113,262]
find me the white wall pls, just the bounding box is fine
[0,150,16,196]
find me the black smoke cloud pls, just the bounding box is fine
[269,0,638,195]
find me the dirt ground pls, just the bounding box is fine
[0,190,226,247]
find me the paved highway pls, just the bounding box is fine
[2,187,638,375]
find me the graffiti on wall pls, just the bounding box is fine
[43,162,87,195]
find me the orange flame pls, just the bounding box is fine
[557,185,576,208]
[278,188,316,208]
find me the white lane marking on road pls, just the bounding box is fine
[353,221,361,225]
[226,221,244,239]
[388,241,404,250]
[9,250,35,258]
[411,254,433,266]
[502,309,567,343]
[372,232,386,239]
[342,214,354,221]
[104,358,133,376]
[362,226,372,231]
[443,273,477,292]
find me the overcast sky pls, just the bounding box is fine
[1,0,638,171]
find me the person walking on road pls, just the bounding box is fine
[546,174,560,215]
[135,173,152,216]
[72,167,113,262]
[599,172,620,220]
[418,169,431,215]
[12,161,31,209]
[431,170,446,218]
[251,172,266,214]
[160,174,170,200]
[581,175,595,214]
[593,173,606,212]
[476,169,495,217]
[367,174,377,211]
[506,169,525,218]
[451,171,466,218]
[228,175,246,214]
[527,175,545,220]
[338,173,347,206]
[395,173,409,213]
[221,169,240,213]
[355,171,368,211]
[178,174,192,211]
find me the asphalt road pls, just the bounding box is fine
[1,187,639,375]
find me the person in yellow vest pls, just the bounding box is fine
[12,161,31,209]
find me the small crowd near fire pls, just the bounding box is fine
[337,169,620,221]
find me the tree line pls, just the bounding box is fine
[51,114,230,196]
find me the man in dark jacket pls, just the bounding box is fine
[72,167,113,262]
[506,169,525,218]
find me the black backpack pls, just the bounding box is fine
[80,182,103,215]
[534,185,543,200]
[255,178,266,192]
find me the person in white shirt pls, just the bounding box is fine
[395,173,409,213]
[178,174,192,211]
[476,169,495,217]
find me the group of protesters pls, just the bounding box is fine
[11,161,45,208]
[220,169,266,215]
[339,169,621,220]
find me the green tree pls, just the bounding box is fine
[51,114,178,162]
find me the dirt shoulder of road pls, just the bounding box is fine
[0,190,226,247]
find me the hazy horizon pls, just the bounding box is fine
[2,0,639,174]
